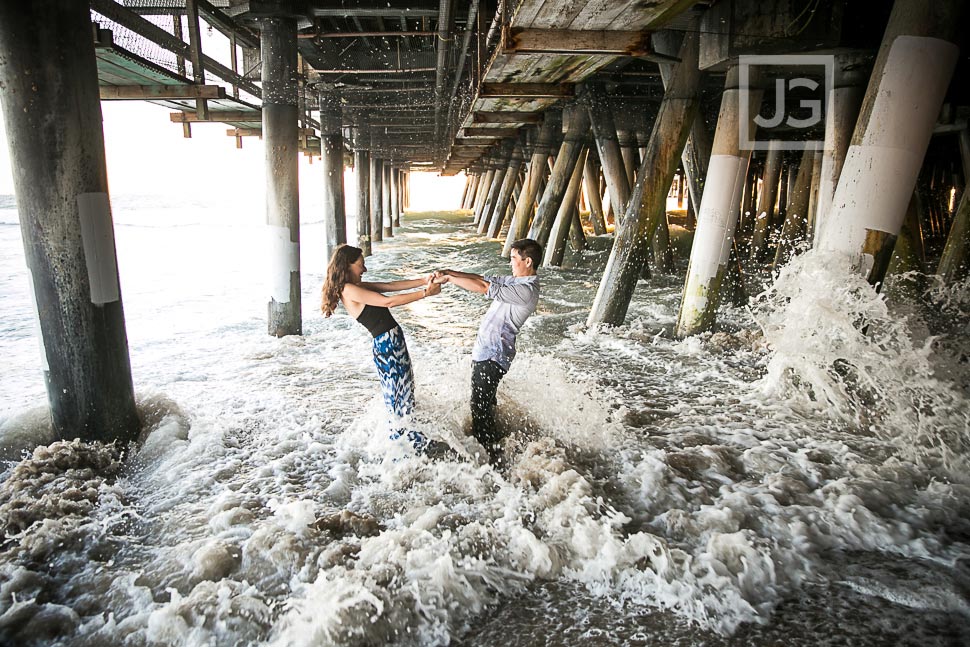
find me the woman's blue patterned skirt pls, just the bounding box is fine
[372,325,427,452]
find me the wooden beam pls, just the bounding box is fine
[480,83,575,98]
[170,110,260,122]
[100,84,226,100]
[302,30,435,38]
[473,111,542,124]
[503,27,653,57]
[227,128,262,137]
[314,67,436,74]
[461,127,520,138]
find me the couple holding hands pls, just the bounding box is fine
[321,239,542,465]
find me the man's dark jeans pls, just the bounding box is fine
[470,359,507,451]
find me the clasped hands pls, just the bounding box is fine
[421,270,450,297]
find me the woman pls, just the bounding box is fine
[321,245,440,452]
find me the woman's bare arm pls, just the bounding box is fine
[359,276,429,292]
[343,280,439,309]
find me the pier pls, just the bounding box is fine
[2,0,967,445]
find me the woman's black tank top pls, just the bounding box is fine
[356,304,398,338]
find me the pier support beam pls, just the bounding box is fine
[773,147,816,267]
[261,16,301,337]
[487,139,525,238]
[812,59,866,246]
[529,105,591,248]
[388,167,398,237]
[369,155,383,243]
[353,139,372,256]
[0,0,139,442]
[320,92,346,261]
[504,112,559,256]
[817,0,961,288]
[585,85,631,224]
[544,146,589,266]
[479,143,513,235]
[937,190,970,282]
[587,29,700,326]
[382,162,392,237]
[584,152,608,235]
[472,168,495,225]
[750,140,783,261]
[675,66,762,338]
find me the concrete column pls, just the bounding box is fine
[0,0,139,442]
[773,147,816,267]
[817,0,961,288]
[382,162,392,235]
[388,167,398,237]
[587,29,701,326]
[585,84,631,223]
[320,92,346,261]
[544,146,589,266]
[354,142,371,256]
[584,152,607,235]
[369,156,383,243]
[812,59,866,246]
[504,113,559,255]
[261,16,301,337]
[675,65,762,338]
[750,140,783,260]
[529,105,591,248]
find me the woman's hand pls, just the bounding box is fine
[431,270,451,284]
[425,280,442,297]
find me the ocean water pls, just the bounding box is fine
[0,194,968,646]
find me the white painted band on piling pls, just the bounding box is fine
[26,268,49,372]
[689,154,747,282]
[820,35,959,255]
[268,224,299,303]
[77,192,120,305]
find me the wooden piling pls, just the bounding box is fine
[487,139,525,238]
[544,146,589,266]
[585,83,631,225]
[816,0,961,288]
[369,156,383,243]
[472,168,494,225]
[529,105,591,248]
[937,189,970,282]
[388,167,398,237]
[773,147,816,267]
[0,0,140,442]
[675,65,762,338]
[382,162,392,237]
[750,140,782,261]
[261,16,302,337]
[320,92,346,261]
[354,144,372,256]
[504,113,560,255]
[587,28,701,327]
[584,152,607,235]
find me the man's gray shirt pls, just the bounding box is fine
[471,275,540,371]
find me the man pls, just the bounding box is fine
[433,238,542,465]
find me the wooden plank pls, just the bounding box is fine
[461,127,521,138]
[531,0,588,29]
[170,110,260,123]
[480,82,575,98]
[473,111,543,124]
[100,84,226,100]
[504,28,652,56]
[227,128,262,137]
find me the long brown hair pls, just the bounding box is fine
[321,244,363,317]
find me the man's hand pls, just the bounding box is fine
[431,270,451,284]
